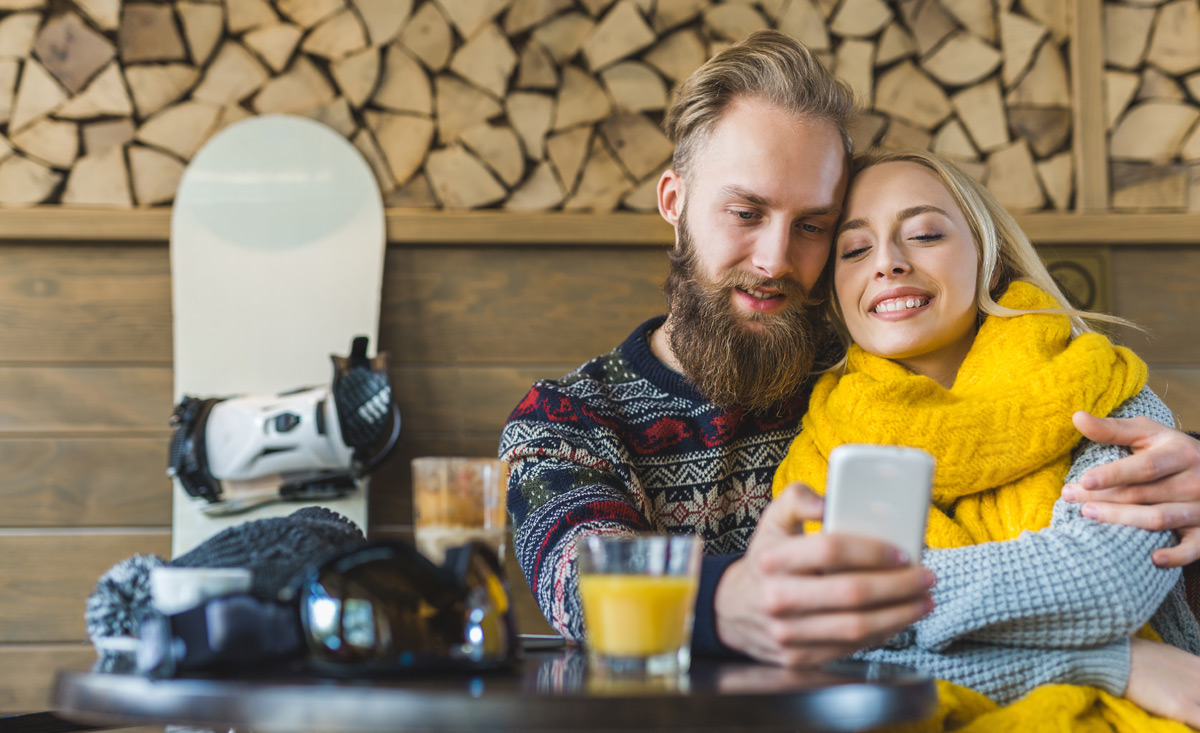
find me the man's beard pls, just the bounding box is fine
[663,211,823,414]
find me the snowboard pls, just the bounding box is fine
[169,114,386,556]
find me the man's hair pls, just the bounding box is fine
[664,30,857,182]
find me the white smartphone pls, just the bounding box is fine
[823,444,935,564]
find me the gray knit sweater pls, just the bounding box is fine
[855,387,1200,704]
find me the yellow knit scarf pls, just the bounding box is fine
[773,282,1146,548]
[772,282,1185,732]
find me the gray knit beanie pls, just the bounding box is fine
[171,506,365,596]
[86,507,365,671]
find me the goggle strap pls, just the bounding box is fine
[170,594,305,672]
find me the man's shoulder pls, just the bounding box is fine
[501,320,657,428]
[509,317,669,406]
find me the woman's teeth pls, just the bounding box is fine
[875,297,929,313]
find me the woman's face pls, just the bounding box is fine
[833,161,981,388]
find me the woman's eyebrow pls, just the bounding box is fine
[897,205,949,222]
[837,217,867,236]
[837,205,949,238]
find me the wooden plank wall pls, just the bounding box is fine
[0,239,1197,713]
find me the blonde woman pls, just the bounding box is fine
[772,148,1200,730]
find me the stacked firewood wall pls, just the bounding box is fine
[0,0,1191,212]
[1103,0,1200,211]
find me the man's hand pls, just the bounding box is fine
[1063,412,1200,567]
[1125,638,1200,728]
[713,483,935,667]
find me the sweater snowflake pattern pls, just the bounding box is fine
[500,316,809,648]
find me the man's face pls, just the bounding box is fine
[667,96,848,324]
[658,96,848,412]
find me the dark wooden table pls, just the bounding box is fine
[53,643,936,732]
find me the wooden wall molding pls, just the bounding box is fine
[2,209,1200,245]
[1070,0,1109,212]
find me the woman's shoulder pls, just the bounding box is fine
[1109,385,1175,428]
[1065,386,1175,483]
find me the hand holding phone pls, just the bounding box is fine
[823,444,934,563]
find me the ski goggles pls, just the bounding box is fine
[137,540,519,677]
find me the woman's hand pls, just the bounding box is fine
[1125,637,1200,728]
[1064,412,1200,567]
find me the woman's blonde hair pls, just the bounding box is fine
[833,147,1133,340]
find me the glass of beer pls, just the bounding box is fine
[577,533,702,677]
[411,457,507,565]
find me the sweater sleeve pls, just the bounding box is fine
[912,387,1182,653]
[501,382,655,642]
[855,638,1132,704]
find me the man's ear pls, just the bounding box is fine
[657,169,683,227]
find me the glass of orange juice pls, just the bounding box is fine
[577,533,702,677]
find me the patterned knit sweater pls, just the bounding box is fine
[500,317,1194,704]
[501,316,809,654]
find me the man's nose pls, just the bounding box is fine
[750,222,795,280]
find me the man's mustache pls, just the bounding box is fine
[715,272,820,308]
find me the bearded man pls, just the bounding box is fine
[500,30,1200,668]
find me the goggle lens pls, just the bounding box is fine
[301,543,517,671]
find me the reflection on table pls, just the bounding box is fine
[55,643,937,732]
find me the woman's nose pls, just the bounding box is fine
[873,242,910,278]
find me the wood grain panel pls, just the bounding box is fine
[0,642,170,719]
[2,211,1200,246]
[0,439,171,527]
[1018,215,1200,245]
[1070,0,1108,212]
[0,368,172,433]
[0,644,97,713]
[380,246,669,365]
[1148,368,1200,433]
[0,534,170,643]
[375,364,576,525]
[369,437,505,527]
[385,211,674,245]
[0,210,172,242]
[1111,247,1200,364]
[0,246,171,364]
[392,365,577,436]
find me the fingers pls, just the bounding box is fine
[748,640,864,668]
[1069,416,1200,494]
[1126,636,1200,729]
[1152,527,1200,568]
[1072,412,1164,450]
[766,595,934,665]
[785,595,934,646]
[1076,500,1200,533]
[736,595,934,668]
[755,565,935,616]
[764,482,825,534]
[757,531,911,574]
[1063,476,1192,507]
[1074,448,1190,493]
